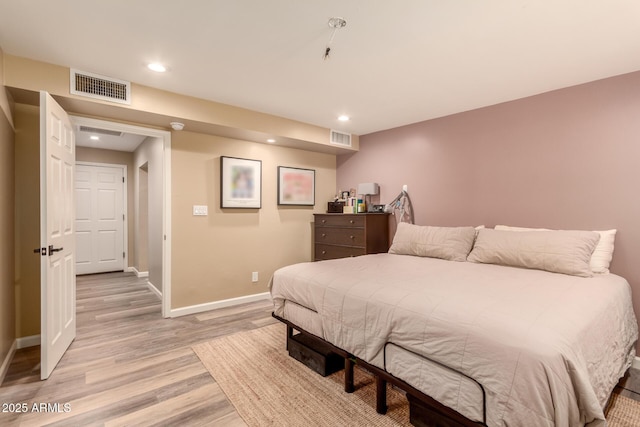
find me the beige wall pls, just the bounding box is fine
[172,131,336,308]
[133,137,163,290]
[13,104,38,338]
[338,70,640,352]
[0,79,16,366]
[76,147,135,266]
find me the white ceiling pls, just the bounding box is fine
[1,0,639,136]
[75,125,147,152]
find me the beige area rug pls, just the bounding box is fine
[193,323,408,426]
[607,393,640,427]
[193,323,640,427]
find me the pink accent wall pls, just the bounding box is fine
[337,70,640,350]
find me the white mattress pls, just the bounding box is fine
[270,253,638,427]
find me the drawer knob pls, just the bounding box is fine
[321,219,326,223]
[350,235,355,239]
[322,233,327,237]
[349,220,354,224]
[322,250,327,254]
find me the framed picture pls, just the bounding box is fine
[220,156,262,208]
[278,166,315,206]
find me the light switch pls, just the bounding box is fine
[193,205,208,216]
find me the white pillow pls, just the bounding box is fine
[591,230,617,274]
[495,225,616,274]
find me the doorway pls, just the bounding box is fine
[71,116,172,318]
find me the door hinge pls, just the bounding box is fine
[122,177,125,183]
[123,214,125,221]
[123,252,125,259]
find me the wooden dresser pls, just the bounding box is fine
[313,213,390,261]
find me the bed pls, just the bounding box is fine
[269,224,639,426]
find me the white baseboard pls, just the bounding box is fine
[147,281,162,299]
[169,292,271,318]
[0,340,17,385]
[17,335,40,349]
[131,267,149,278]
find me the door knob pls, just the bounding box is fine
[48,245,64,256]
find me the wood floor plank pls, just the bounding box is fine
[195,299,272,322]
[84,347,194,385]
[102,382,227,427]
[18,362,208,425]
[94,304,161,321]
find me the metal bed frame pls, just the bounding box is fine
[273,313,487,427]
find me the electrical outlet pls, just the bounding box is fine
[252,271,259,282]
[402,184,408,192]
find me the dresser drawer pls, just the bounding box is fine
[315,215,365,228]
[312,213,389,262]
[315,244,366,261]
[314,227,365,247]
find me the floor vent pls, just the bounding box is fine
[70,69,131,105]
[330,129,352,147]
[78,126,123,137]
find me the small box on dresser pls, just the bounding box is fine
[313,213,390,261]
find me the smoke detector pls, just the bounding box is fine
[170,122,185,131]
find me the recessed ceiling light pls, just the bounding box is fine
[267,138,276,143]
[148,63,167,73]
[338,115,350,122]
[90,135,99,141]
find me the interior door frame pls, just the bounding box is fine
[71,116,172,318]
[75,161,128,273]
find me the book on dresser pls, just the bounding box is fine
[313,213,390,261]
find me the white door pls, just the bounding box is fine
[75,164,125,274]
[40,91,76,380]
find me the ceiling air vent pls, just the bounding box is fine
[78,126,123,137]
[330,129,352,147]
[70,69,131,105]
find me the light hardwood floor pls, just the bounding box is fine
[2,272,640,426]
[0,272,277,426]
